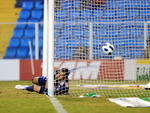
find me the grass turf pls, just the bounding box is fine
[0,81,150,113]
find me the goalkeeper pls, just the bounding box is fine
[15,68,70,95]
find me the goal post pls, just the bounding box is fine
[43,0,150,97]
[43,0,54,96]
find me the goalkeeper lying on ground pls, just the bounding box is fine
[15,68,70,95]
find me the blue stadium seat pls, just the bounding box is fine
[106,29,119,37]
[69,10,80,20]
[35,1,44,9]
[115,1,126,8]
[16,47,29,59]
[27,19,39,29]
[73,0,81,9]
[39,29,43,38]
[67,39,80,47]
[116,9,126,18]
[56,10,68,19]
[91,9,103,20]
[107,0,116,8]
[125,0,141,8]
[39,19,43,29]
[17,18,27,22]
[27,47,37,59]
[103,10,116,19]
[9,38,20,48]
[118,29,130,38]
[130,29,143,38]
[39,47,43,59]
[24,28,35,38]
[57,38,68,47]
[61,1,74,10]
[54,29,61,38]
[32,38,43,48]
[16,19,27,29]
[19,10,30,19]
[31,9,43,20]
[80,10,92,19]
[139,9,150,19]
[126,10,139,18]
[12,29,24,38]
[94,28,107,38]
[20,38,33,47]
[22,1,34,10]
[4,47,17,59]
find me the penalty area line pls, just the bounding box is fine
[47,95,68,113]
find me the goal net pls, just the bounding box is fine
[44,0,150,97]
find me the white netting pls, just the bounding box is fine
[47,0,150,97]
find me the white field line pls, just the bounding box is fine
[47,96,68,113]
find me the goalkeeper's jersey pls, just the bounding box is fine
[54,70,70,95]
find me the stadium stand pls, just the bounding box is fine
[0,0,21,58]
[5,0,43,59]
[4,0,150,59]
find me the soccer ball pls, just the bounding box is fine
[102,43,114,55]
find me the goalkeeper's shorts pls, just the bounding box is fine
[38,76,47,86]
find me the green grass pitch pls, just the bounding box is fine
[1,81,150,113]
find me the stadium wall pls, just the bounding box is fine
[0,59,141,81]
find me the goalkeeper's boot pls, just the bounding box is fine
[15,85,29,90]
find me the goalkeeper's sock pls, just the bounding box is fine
[26,85,34,92]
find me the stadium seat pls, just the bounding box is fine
[31,9,43,20]
[91,9,103,19]
[27,19,39,29]
[20,38,33,47]
[61,1,74,10]
[16,19,27,29]
[12,29,24,38]
[16,47,29,59]
[32,38,43,48]
[116,9,127,18]
[94,28,106,38]
[106,0,116,8]
[4,47,17,59]
[56,10,68,19]
[69,10,80,20]
[35,1,44,9]
[126,10,139,18]
[118,29,130,38]
[130,29,144,38]
[19,10,30,19]
[39,47,43,59]
[39,29,43,38]
[24,28,35,38]
[54,29,61,38]
[67,39,80,47]
[115,1,126,8]
[103,10,116,19]
[139,9,150,19]
[9,38,20,48]
[80,10,92,19]
[73,0,81,9]
[22,1,34,10]
[39,20,43,29]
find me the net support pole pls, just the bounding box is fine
[89,22,93,60]
[29,41,35,76]
[43,0,54,96]
[144,22,148,49]
[35,23,39,60]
